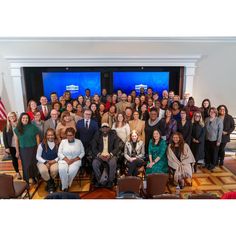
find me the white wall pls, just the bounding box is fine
[0,38,236,115]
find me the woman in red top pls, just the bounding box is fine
[27,100,40,121]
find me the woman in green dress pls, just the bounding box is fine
[146,129,168,174]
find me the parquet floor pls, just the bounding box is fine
[1,154,236,199]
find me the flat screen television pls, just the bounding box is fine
[113,71,169,96]
[42,72,101,99]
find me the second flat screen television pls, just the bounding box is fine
[113,71,169,96]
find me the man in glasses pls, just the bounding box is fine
[76,108,98,175]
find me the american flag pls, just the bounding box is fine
[0,97,7,120]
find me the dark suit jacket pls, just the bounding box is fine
[91,130,120,158]
[221,114,235,143]
[177,119,192,145]
[76,119,99,150]
[37,105,52,120]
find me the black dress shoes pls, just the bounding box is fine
[207,165,215,171]
[219,160,224,166]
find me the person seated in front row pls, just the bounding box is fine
[91,123,120,188]
[58,127,85,192]
[167,132,195,189]
[36,128,59,193]
[146,129,168,175]
[124,130,145,176]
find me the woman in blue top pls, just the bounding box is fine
[146,129,168,174]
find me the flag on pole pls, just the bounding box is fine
[0,97,7,120]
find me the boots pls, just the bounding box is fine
[46,178,56,193]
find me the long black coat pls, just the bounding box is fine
[221,114,235,143]
[91,129,120,158]
[177,120,192,145]
[190,123,205,161]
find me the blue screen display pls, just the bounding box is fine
[113,72,169,96]
[42,72,101,99]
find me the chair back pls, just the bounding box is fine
[117,176,142,197]
[0,174,15,199]
[146,173,169,198]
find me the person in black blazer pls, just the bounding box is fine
[3,112,22,179]
[217,105,235,166]
[177,109,192,145]
[91,123,120,187]
[190,111,206,172]
[76,109,99,172]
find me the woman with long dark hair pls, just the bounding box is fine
[157,108,177,144]
[14,112,40,187]
[177,109,192,145]
[167,132,195,188]
[201,98,211,121]
[146,129,168,174]
[3,112,22,179]
[217,105,235,166]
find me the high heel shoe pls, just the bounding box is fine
[16,172,22,180]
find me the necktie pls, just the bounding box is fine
[86,120,89,129]
[43,106,48,117]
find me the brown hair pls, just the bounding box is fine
[115,112,126,128]
[27,100,38,112]
[129,130,139,141]
[170,132,185,155]
[209,107,218,116]
[60,111,71,126]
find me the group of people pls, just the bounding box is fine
[2,87,235,193]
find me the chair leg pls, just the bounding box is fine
[27,188,31,199]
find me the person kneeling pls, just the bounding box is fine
[36,128,59,193]
[124,130,145,176]
[58,128,85,192]
[92,123,120,188]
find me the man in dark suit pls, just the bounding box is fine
[43,109,59,134]
[38,96,52,120]
[76,108,99,173]
[91,123,120,188]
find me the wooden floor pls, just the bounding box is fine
[1,154,236,199]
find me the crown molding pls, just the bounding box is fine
[0,37,236,43]
[5,55,202,68]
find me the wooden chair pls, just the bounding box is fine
[0,174,30,199]
[137,165,146,180]
[116,176,143,198]
[146,173,169,198]
[168,166,193,187]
